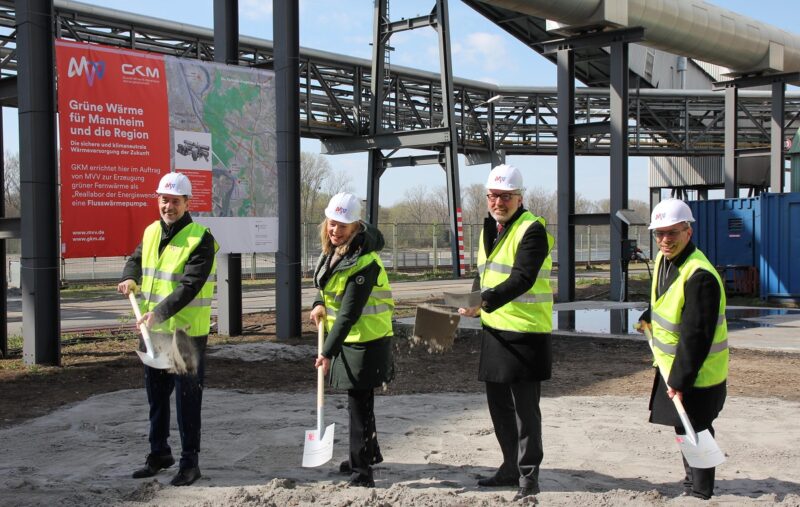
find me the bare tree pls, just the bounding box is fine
[4,151,20,217]
[429,185,450,224]
[393,184,431,224]
[462,183,488,225]
[299,151,330,223]
[525,186,557,224]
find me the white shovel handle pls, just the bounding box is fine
[128,291,156,359]
[642,325,699,445]
[317,321,325,433]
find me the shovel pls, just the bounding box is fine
[128,292,172,370]
[302,321,335,467]
[640,324,725,469]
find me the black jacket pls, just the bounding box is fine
[121,212,216,328]
[641,242,726,428]
[475,207,553,383]
[313,222,393,390]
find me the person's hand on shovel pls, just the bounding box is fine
[117,279,138,296]
[458,305,480,317]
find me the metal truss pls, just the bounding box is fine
[0,0,797,158]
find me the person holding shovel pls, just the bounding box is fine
[638,198,728,500]
[117,171,217,487]
[309,192,394,488]
[458,164,553,502]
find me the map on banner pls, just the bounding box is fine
[165,58,277,218]
[56,40,278,258]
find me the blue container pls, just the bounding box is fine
[760,193,800,302]
[687,197,760,268]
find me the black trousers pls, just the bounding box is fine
[678,424,716,499]
[144,351,206,469]
[485,380,543,490]
[347,388,380,480]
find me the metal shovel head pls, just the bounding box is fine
[302,422,335,468]
[412,304,460,352]
[676,429,725,469]
[135,349,173,370]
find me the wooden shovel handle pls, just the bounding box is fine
[317,321,325,408]
[128,291,150,341]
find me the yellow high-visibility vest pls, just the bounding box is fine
[651,249,728,387]
[477,211,553,333]
[321,251,394,343]
[140,221,217,337]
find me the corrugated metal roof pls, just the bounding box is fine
[649,157,723,187]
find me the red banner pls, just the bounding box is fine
[56,40,170,258]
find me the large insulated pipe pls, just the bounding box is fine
[481,0,800,74]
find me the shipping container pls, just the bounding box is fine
[760,193,800,302]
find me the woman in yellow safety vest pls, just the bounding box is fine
[309,192,394,488]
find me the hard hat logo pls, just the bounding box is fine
[335,206,347,214]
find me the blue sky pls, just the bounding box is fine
[4,0,800,205]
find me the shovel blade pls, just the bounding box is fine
[302,422,335,468]
[135,350,173,370]
[676,429,725,469]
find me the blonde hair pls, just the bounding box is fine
[318,218,362,256]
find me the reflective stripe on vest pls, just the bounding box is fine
[650,249,728,387]
[140,221,217,337]
[477,211,554,333]
[321,251,394,344]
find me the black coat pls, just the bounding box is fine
[312,222,394,390]
[642,242,727,428]
[475,208,553,383]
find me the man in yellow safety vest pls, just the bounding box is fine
[639,198,728,499]
[117,172,217,487]
[459,164,553,503]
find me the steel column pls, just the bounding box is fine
[366,0,387,224]
[0,115,5,358]
[609,41,629,302]
[435,0,463,277]
[213,0,242,336]
[556,48,575,304]
[771,81,785,192]
[724,86,738,198]
[18,0,60,365]
[274,0,302,339]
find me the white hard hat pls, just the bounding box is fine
[156,172,192,197]
[324,192,361,224]
[486,164,523,191]
[648,198,695,229]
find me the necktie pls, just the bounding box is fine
[496,222,504,235]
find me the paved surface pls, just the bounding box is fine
[6,278,800,352]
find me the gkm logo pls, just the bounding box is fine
[494,176,506,183]
[335,206,347,214]
[654,212,666,221]
[67,57,106,86]
[121,64,160,79]
[163,182,178,191]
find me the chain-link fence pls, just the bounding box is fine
[4,224,651,286]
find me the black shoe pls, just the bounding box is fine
[339,452,385,474]
[348,474,375,488]
[170,466,201,486]
[132,453,175,479]
[512,487,539,502]
[477,473,518,487]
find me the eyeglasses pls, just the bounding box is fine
[486,193,519,203]
[652,227,688,240]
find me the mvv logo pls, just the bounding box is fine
[67,56,106,86]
